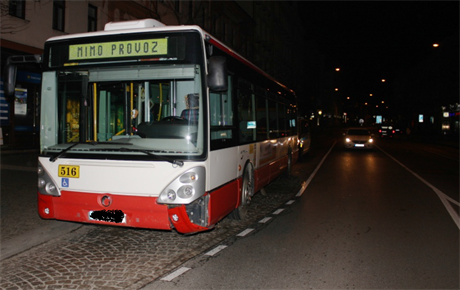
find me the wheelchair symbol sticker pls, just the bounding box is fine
[62,178,69,187]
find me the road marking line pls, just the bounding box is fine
[443,194,460,207]
[205,245,227,256]
[272,208,285,215]
[377,145,460,230]
[259,217,272,223]
[297,141,336,197]
[285,200,295,205]
[160,267,191,281]
[237,228,254,237]
[295,181,308,197]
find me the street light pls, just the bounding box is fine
[335,68,340,72]
[433,43,439,48]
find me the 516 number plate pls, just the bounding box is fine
[58,165,80,178]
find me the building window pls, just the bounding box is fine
[88,4,97,32]
[53,0,65,32]
[9,0,25,19]
[175,0,181,13]
[200,7,207,29]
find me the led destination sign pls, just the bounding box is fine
[69,38,168,60]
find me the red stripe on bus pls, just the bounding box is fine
[38,191,171,230]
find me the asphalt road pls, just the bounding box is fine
[0,137,325,289]
[143,137,459,289]
[1,133,458,289]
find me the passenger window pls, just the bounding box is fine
[268,98,278,139]
[256,95,268,141]
[237,89,256,142]
[210,76,233,141]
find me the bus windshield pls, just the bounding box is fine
[42,64,204,158]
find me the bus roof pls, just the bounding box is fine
[45,19,295,96]
[45,21,205,43]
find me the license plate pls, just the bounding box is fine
[89,210,126,224]
[354,144,365,147]
[58,165,80,178]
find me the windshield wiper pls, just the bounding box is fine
[119,147,184,167]
[49,141,133,162]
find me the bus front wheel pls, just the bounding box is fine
[230,163,254,220]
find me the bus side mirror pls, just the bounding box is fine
[207,56,228,92]
[3,64,17,97]
[3,54,42,98]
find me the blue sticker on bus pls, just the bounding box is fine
[62,178,69,187]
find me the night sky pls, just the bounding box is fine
[298,1,459,116]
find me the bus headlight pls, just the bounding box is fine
[45,183,57,195]
[37,161,61,197]
[160,190,177,202]
[178,185,194,198]
[158,167,205,205]
[38,178,46,188]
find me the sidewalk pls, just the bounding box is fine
[0,147,39,155]
[407,134,459,149]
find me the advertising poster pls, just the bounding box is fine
[14,88,28,115]
[0,81,10,126]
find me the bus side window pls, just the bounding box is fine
[268,98,278,139]
[210,76,234,144]
[237,89,256,143]
[256,95,268,141]
[278,103,288,137]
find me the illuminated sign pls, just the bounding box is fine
[247,121,256,129]
[69,38,168,60]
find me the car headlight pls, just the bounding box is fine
[345,138,351,143]
[369,138,373,143]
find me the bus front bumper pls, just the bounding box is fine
[38,191,210,234]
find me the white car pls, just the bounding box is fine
[344,128,374,149]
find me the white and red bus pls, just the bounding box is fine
[5,19,299,234]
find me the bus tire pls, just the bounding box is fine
[230,162,254,220]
